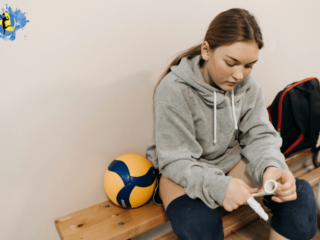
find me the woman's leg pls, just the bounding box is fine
[159,175,224,240]
[263,178,317,240]
[159,174,185,211]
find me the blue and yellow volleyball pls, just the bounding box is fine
[104,154,156,208]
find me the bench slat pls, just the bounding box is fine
[154,231,177,240]
[55,200,168,240]
[285,148,312,166]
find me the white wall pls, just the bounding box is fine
[1,0,319,239]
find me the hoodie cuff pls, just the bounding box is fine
[209,175,232,206]
[258,160,289,186]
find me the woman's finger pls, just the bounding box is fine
[277,172,295,190]
[276,185,296,197]
[272,192,297,203]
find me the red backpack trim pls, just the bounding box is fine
[267,108,272,123]
[283,133,304,155]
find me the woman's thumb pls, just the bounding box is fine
[274,171,283,182]
[248,187,259,194]
[257,188,265,193]
[242,182,258,193]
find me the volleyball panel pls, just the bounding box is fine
[129,179,156,208]
[116,154,153,177]
[104,170,125,207]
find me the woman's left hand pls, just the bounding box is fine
[260,166,297,203]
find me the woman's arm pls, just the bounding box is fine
[239,78,289,186]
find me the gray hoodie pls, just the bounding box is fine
[145,55,289,209]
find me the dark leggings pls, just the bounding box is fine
[165,178,317,240]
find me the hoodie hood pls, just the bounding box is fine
[170,55,249,108]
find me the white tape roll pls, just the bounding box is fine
[264,179,281,194]
[251,179,282,197]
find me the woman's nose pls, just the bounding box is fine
[232,69,244,82]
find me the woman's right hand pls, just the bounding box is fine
[222,178,259,212]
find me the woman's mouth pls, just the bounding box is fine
[227,82,237,85]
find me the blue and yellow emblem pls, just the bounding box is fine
[0,5,29,41]
[0,12,15,34]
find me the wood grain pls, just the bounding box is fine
[154,231,177,240]
[55,200,168,240]
[298,167,320,187]
[285,148,312,166]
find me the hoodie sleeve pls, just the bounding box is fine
[239,79,289,186]
[154,101,232,209]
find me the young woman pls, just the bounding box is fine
[146,8,317,240]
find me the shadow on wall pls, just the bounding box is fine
[65,70,157,203]
[101,71,156,155]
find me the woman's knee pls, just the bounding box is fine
[166,194,224,240]
[263,178,317,240]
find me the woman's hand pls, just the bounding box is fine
[261,166,297,203]
[222,178,258,212]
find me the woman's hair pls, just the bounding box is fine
[152,8,264,101]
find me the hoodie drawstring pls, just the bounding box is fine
[231,89,238,130]
[214,91,217,143]
[213,90,238,144]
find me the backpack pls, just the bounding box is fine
[267,77,320,167]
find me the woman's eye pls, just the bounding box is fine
[245,65,253,69]
[226,62,235,67]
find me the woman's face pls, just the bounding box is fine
[200,41,259,91]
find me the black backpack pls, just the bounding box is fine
[267,77,320,167]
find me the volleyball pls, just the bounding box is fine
[104,153,156,208]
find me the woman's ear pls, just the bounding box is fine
[201,41,210,61]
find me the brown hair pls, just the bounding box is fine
[152,8,264,101]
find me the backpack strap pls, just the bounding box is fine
[309,79,320,153]
[309,79,320,167]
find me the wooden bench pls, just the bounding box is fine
[55,148,320,240]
